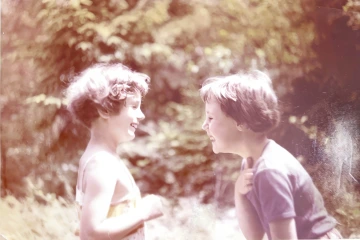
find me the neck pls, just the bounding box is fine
[236,134,270,165]
[88,124,118,155]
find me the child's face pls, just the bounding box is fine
[202,97,241,154]
[107,91,145,143]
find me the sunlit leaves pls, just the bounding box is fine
[209,0,317,69]
[3,3,360,231]
[154,6,211,45]
[344,0,360,30]
[25,94,66,108]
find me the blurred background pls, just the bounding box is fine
[1,0,359,239]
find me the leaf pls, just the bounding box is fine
[95,24,113,40]
[335,208,347,216]
[70,0,81,9]
[25,94,65,108]
[77,22,95,34]
[106,36,123,46]
[76,41,92,51]
[80,0,92,6]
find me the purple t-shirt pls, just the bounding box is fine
[245,140,337,240]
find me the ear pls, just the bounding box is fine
[236,123,245,132]
[97,108,110,119]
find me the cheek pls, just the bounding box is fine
[127,109,136,118]
[208,122,218,134]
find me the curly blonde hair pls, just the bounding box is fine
[65,63,150,128]
[200,70,280,133]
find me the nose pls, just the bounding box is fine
[202,119,208,131]
[137,108,145,121]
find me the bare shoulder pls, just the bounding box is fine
[81,151,120,193]
[85,151,120,175]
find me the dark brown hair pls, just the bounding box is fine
[200,70,280,133]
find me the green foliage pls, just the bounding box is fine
[331,191,360,237]
[25,94,66,108]
[0,194,78,240]
[207,0,317,68]
[0,194,246,240]
[117,88,217,200]
[344,0,360,30]
[2,0,360,237]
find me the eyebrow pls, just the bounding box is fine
[126,98,141,105]
[131,100,141,105]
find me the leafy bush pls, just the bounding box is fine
[0,194,78,240]
[2,0,360,238]
[0,193,246,240]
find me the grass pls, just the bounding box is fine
[146,197,246,240]
[0,194,78,240]
[0,194,244,240]
[1,192,359,239]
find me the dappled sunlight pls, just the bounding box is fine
[1,0,359,238]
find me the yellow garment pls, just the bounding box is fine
[107,197,146,240]
[75,153,145,239]
[107,198,137,218]
[76,196,146,240]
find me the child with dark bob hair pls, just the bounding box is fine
[200,70,341,239]
[66,63,163,240]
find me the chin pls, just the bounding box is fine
[212,144,229,154]
[118,134,135,143]
[213,149,224,154]
[126,130,136,138]
[212,145,220,154]
[125,135,135,142]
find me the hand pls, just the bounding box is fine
[235,158,254,195]
[138,194,164,221]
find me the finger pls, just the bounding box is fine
[243,157,254,170]
[245,176,253,182]
[241,158,248,170]
[244,168,254,173]
[243,158,249,170]
[247,157,254,168]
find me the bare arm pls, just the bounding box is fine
[80,155,162,240]
[234,159,264,240]
[234,192,265,240]
[269,218,297,240]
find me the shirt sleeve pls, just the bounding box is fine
[253,169,296,223]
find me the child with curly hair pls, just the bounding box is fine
[66,63,163,240]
